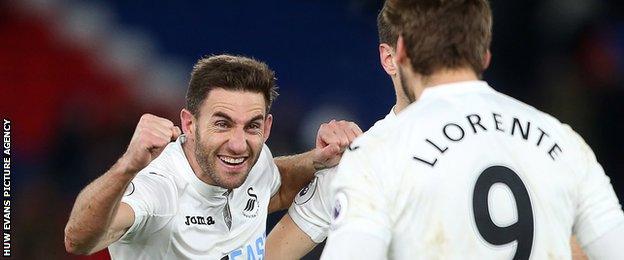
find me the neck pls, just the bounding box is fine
[181,138,214,185]
[391,77,410,114]
[422,68,479,88]
[393,94,410,114]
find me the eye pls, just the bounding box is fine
[247,122,262,131]
[215,120,230,129]
[249,123,260,129]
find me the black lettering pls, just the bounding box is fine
[185,215,215,225]
[413,156,438,167]
[511,118,531,140]
[536,127,549,146]
[548,144,562,161]
[466,114,487,134]
[493,113,504,132]
[443,123,465,142]
[426,139,448,153]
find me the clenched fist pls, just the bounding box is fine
[312,119,363,170]
[120,114,181,174]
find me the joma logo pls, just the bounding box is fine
[184,215,215,226]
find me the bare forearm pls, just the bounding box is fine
[272,151,317,211]
[64,157,136,254]
[266,214,317,260]
[275,151,317,182]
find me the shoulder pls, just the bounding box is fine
[141,151,185,189]
[501,94,593,162]
[251,144,276,170]
[332,136,392,192]
[129,142,190,200]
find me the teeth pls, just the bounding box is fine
[219,156,245,164]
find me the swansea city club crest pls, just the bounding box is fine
[242,187,259,218]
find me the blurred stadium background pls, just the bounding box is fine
[1,0,623,259]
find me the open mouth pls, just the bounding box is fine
[218,155,248,167]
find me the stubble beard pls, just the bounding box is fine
[194,131,261,190]
[398,66,416,103]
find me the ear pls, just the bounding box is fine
[263,114,273,142]
[395,35,408,65]
[482,49,492,71]
[180,109,196,139]
[379,43,397,76]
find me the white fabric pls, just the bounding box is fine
[288,110,397,243]
[323,81,624,259]
[321,223,389,260]
[583,222,624,260]
[108,137,280,259]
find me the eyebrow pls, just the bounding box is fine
[212,111,264,124]
[248,114,265,123]
[212,111,233,122]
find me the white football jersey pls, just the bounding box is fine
[324,81,624,259]
[108,136,280,260]
[288,111,397,243]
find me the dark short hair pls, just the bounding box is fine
[377,5,399,48]
[186,54,278,116]
[383,0,493,76]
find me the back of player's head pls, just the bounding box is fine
[186,54,279,116]
[377,5,399,48]
[383,0,492,76]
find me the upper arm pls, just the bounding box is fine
[115,171,177,243]
[266,170,334,258]
[324,145,393,255]
[582,222,624,259]
[568,126,624,246]
[266,214,317,260]
[287,171,333,243]
[322,229,388,260]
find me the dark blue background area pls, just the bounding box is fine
[107,1,394,130]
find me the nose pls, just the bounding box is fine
[227,127,247,154]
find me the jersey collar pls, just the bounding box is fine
[387,107,397,120]
[418,80,492,101]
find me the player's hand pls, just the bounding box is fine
[312,119,363,170]
[120,113,181,174]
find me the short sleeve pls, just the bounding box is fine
[568,126,624,246]
[288,169,334,243]
[118,170,177,243]
[326,142,393,246]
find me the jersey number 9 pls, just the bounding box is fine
[472,165,534,260]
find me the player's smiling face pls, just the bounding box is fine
[192,88,272,190]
